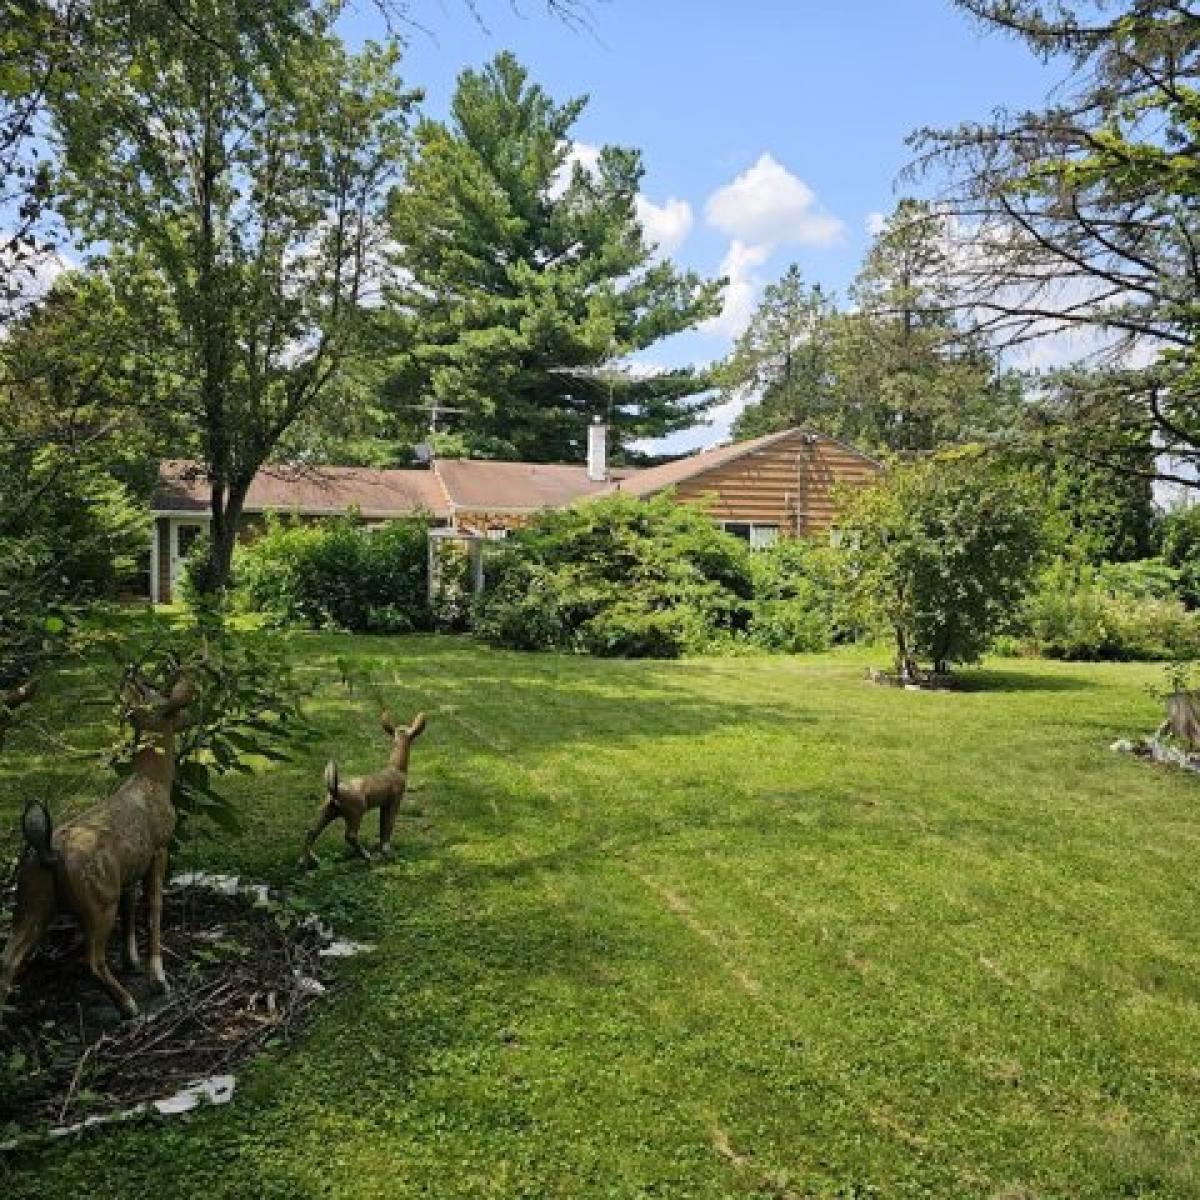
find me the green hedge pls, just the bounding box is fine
[745,539,841,653]
[472,494,758,658]
[234,513,432,633]
[1014,560,1200,661]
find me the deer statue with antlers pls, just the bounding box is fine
[0,673,196,1021]
[300,710,427,868]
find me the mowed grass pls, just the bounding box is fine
[2,634,1200,1198]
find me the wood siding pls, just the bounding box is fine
[666,431,880,536]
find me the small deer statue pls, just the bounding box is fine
[300,710,427,868]
[0,673,196,1021]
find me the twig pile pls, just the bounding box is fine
[1,886,327,1133]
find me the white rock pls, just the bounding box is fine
[153,1074,236,1115]
[293,974,327,996]
[318,939,376,958]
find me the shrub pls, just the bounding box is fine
[235,513,432,633]
[472,493,756,657]
[1160,507,1200,607]
[745,539,840,652]
[109,612,308,840]
[1093,556,1180,600]
[838,449,1051,677]
[1018,560,1200,661]
[470,560,572,651]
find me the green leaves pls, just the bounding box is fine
[382,52,722,462]
[839,451,1052,674]
[110,614,309,842]
[472,493,757,657]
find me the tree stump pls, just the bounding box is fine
[1164,690,1200,751]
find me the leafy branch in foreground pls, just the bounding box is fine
[110,620,312,841]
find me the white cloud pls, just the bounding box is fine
[866,211,887,236]
[702,239,771,340]
[0,237,76,329]
[567,140,602,177]
[553,142,694,259]
[705,153,843,248]
[549,141,602,200]
[635,194,693,257]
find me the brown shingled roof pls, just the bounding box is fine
[433,458,640,511]
[152,460,450,518]
[611,428,800,497]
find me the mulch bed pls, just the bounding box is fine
[865,668,960,691]
[0,884,329,1139]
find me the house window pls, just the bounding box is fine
[722,522,779,549]
[485,527,508,541]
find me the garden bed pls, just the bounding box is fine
[0,879,338,1145]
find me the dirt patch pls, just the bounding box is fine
[0,884,330,1140]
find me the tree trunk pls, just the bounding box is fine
[1164,690,1200,751]
[196,480,249,596]
[894,626,919,682]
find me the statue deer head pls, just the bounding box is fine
[1,671,196,1021]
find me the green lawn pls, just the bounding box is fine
[2,635,1199,1198]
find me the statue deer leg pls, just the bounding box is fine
[84,905,139,1019]
[343,808,372,862]
[378,796,399,858]
[300,801,340,869]
[120,885,141,972]
[145,848,170,993]
[0,875,54,1017]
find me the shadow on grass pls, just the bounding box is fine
[948,665,1104,694]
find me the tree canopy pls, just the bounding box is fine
[47,0,416,591]
[728,202,1019,455]
[912,0,1200,482]
[381,52,722,462]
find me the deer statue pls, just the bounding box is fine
[300,710,427,868]
[0,673,196,1021]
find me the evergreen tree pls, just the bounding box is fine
[381,53,722,462]
[722,266,837,440]
[914,1,1200,484]
[836,199,1011,455]
[727,204,1017,454]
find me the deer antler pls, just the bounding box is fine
[123,671,197,735]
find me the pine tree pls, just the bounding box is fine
[381,53,722,462]
[835,200,1014,454]
[722,266,838,440]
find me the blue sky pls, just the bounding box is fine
[344,0,1063,448]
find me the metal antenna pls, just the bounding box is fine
[400,398,468,437]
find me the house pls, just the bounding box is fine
[149,426,881,603]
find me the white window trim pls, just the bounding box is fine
[721,521,780,549]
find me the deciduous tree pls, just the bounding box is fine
[839,449,1051,677]
[51,2,415,592]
